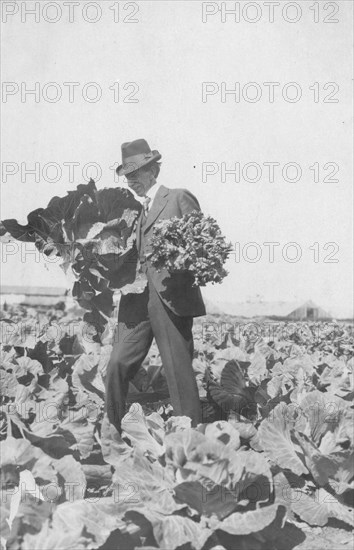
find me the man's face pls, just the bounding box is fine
[126,165,153,197]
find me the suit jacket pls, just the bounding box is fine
[136,185,206,318]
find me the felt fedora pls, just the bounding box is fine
[116,138,162,176]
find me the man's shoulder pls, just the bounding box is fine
[162,186,201,213]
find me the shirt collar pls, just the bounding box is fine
[146,182,161,203]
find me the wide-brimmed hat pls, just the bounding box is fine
[116,138,162,176]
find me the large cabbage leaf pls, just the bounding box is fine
[291,487,354,527]
[0,180,143,339]
[21,497,129,550]
[258,403,308,476]
[219,503,286,535]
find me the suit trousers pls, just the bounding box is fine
[104,277,202,432]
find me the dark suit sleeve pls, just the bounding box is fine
[178,189,201,216]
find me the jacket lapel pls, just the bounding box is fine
[143,185,169,234]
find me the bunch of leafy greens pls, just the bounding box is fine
[0,180,143,340]
[148,210,232,286]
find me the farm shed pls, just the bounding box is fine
[0,285,68,310]
[283,300,331,321]
[219,299,332,320]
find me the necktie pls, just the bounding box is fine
[143,196,151,217]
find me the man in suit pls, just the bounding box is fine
[105,139,206,432]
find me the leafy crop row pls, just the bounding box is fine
[1,303,353,550]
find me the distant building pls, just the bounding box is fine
[0,285,71,310]
[217,299,332,320]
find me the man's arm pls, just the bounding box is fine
[178,189,202,216]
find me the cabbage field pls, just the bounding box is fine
[0,302,353,550]
[0,181,353,548]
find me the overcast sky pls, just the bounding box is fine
[1,1,353,317]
